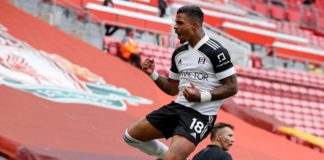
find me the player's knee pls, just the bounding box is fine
[123,129,139,146]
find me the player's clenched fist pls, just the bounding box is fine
[142,58,155,75]
[183,81,201,102]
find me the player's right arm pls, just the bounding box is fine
[142,58,179,96]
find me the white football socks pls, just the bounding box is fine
[124,129,168,159]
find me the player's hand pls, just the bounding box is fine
[183,81,200,102]
[142,58,155,75]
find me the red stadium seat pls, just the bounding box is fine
[251,99,264,108]
[298,86,308,95]
[233,97,244,105]
[253,1,269,16]
[238,77,253,91]
[286,4,302,23]
[263,108,275,115]
[236,0,253,9]
[253,92,264,101]
[291,106,303,115]
[262,94,273,102]
[273,102,284,111]
[272,96,283,104]
[243,98,254,108]
[273,109,285,117]
[242,91,254,99]
[281,83,291,94]
[283,117,294,125]
[290,99,301,107]
[271,82,283,96]
[251,79,264,93]
[281,97,291,105]
[317,16,324,29]
[270,5,286,20]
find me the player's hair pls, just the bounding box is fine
[210,122,234,141]
[177,5,204,26]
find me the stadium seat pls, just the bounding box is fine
[270,5,286,20]
[317,17,324,29]
[251,79,264,93]
[293,118,303,126]
[262,108,275,115]
[242,91,254,99]
[290,99,301,107]
[243,98,254,108]
[253,1,269,16]
[281,97,291,105]
[273,109,285,117]
[233,97,244,105]
[262,94,273,102]
[271,82,283,96]
[236,0,253,9]
[287,11,302,23]
[251,99,264,108]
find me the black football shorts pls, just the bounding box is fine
[146,102,217,146]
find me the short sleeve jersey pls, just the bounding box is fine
[192,145,232,160]
[169,35,235,115]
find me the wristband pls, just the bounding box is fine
[200,91,212,102]
[150,71,159,81]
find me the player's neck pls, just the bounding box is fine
[188,31,205,48]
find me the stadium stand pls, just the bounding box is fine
[86,2,172,34]
[30,0,324,141]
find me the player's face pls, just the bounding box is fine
[218,127,234,151]
[174,13,194,44]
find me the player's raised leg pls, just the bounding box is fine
[163,135,195,160]
[123,118,168,159]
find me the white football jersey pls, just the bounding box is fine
[169,35,235,115]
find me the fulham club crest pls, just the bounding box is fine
[198,57,205,64]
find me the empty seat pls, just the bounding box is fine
[253,1,269,16]
[243,98,254,107]
[262,94,273,102]
[251,79,265,93]
[317,17,324,29]
[251,99,264,108]
[236,0,253,9]
[270,82,283,96]
[233,97,244,105]
[272,96,283,104]
[238,77,253,91]
[286,4,302,23]
[270,5,286,20]
[254,93,264,101]
[281,97,291,105]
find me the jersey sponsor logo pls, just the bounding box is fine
[217,53,226,63]
[0,26,152,111]
[216,60,230,68]
[180,71,208,81]
[198,57,205,64]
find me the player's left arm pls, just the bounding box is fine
[209,47,238,100]
[210,74,237,100]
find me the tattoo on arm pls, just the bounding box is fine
[210,74,238,100]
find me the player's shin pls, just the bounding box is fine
[123,129,168,159]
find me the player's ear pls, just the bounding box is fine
[192,21,198,29]
[216,135,221,141]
